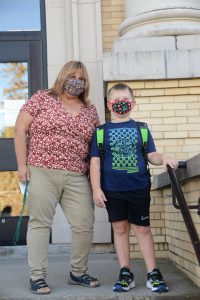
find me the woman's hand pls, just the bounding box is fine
[93,188,107,208]
[18,165,30,184]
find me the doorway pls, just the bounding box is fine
[0,0,47,245]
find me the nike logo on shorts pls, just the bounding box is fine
[141,216,149,220]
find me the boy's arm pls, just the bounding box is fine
[90,157,107,208]
[147,152,178,172]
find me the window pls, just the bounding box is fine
[0,0,40,31]
[0,62,28,138]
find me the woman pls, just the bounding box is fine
[14,61,100,294]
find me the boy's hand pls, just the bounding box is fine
[93,188,107,208]
[148,152,178,172]
[162,155,178,172]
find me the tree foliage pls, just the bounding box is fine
[1,63,28,100]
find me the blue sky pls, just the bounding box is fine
[0,0,40,31]
[0,1,36,99]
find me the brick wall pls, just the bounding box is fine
[107,78,200,175]
[162,176,200,287]
[152,153,200,287]
[101,0,125,52]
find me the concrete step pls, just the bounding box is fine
[0,245,200,300]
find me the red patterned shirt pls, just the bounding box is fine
[20,90,100,174]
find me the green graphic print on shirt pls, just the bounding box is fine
[109,127,139,173]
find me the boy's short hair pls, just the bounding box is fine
[107,83,134,100]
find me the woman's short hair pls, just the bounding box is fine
[49,61,90,105]
[107,83,134,100]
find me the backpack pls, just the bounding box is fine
[96,121,150,178]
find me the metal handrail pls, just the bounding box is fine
[168,164,200,265]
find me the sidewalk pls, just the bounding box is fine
[0,245,200,300]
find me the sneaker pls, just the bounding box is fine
[113,266,135,292]
[68,272,100,288]
[146,268,169,292]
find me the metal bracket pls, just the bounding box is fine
[171,161,200,215]
[172,191,200,215]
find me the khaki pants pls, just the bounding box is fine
[27,166,94,280]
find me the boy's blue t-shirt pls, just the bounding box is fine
[90,119,156,191]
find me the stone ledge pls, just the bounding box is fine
[103,35,200,80]
[103,48,200,81]
[152,154,200,190]
[177,35,200,49]
[113,36,176,52]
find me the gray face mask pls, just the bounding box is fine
[64,77,85,96]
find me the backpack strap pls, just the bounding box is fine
[140,124,148,148]
[96,124,106,170]
[96,127,104,151]
[136,121,151,180]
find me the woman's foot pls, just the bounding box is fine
[68,272,100,288]
[30,278,51,294]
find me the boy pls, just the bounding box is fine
[90,83,178,293]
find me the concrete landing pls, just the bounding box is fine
[0,245,200,300]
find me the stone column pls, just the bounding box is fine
[70,0,105,123]
[103,0,200,81]
[120,0,200,37]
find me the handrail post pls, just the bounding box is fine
[168,166,200,266]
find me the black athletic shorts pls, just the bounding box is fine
[103,188,151,226]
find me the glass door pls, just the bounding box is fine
[0,62,28,245]
[0,41,46,245]
[0,0,47,245]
